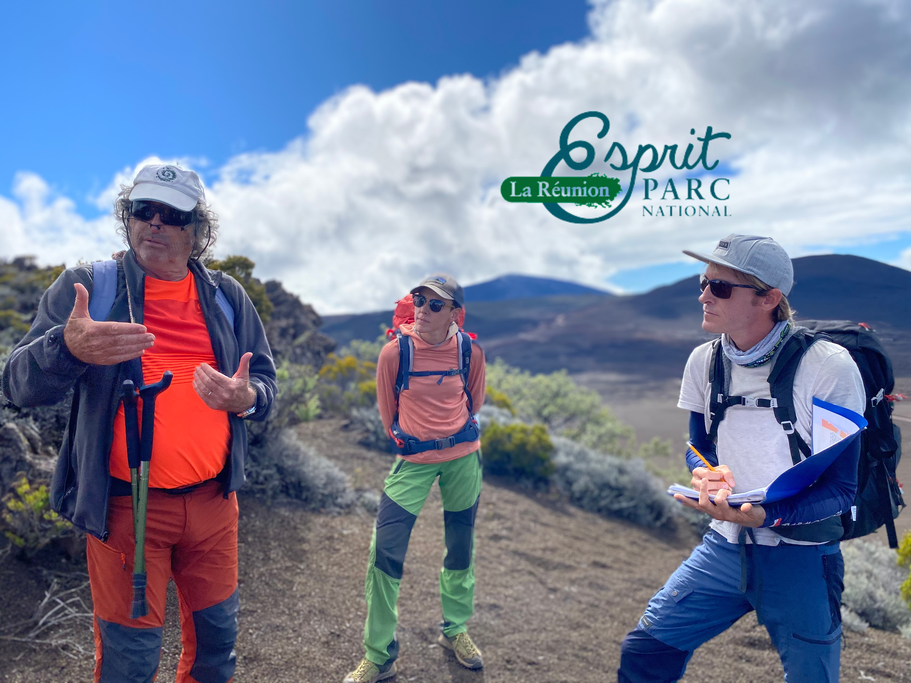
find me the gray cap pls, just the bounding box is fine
[683,234,794,296]
[129,164,206,211]
[410,273,464,307]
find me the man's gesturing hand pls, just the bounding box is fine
[194,352,257,414]
[63,283,155,365]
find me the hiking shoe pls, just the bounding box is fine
[343,658,396,683]
[437,632,483,669]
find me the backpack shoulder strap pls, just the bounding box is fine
[214,286,235,329]
[394,329,413,397]
[707,338,727,442]
[768,330,815,464]
[89,259,119,321]
[457,330,474,414]
[91,259,236,329]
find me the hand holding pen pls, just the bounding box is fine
[687,442,735,494]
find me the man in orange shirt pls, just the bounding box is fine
[345,274,486,683]
[2,164,276,683]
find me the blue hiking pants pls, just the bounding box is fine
[618,530,844,682]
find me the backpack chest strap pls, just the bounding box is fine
[393,330,474,410]
[716,395,778,409]
[409,367,468,385]
[707,333,814,465]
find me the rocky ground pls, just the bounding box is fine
[1,418,910,683]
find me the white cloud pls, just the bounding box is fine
[3,0,910,313]
[898,247,911,271]
[0,172,120,266]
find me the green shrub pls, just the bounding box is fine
[842,539,911,632]
[272,361,321,429]
[318,353,377,416]
[25,263,65,293]
[482,421,555,483]
[338,333,388,364]
[350,406,394,453]
[485,359,672,458]
[551,437,674,528]
[899,531,911,612]
[0,309,29,333]
[208,255,274,323]
[246,429,359,509]
[1,475,73,556]
[485,387,515,415]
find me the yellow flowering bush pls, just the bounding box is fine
[2,475,73,556]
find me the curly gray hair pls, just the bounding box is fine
[113,183,219,260]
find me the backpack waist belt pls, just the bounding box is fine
[389,414,480,456]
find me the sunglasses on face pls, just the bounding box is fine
[412,293,452,313]
[130,200,195,227]
[700,275,763,299]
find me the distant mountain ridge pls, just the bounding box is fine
[464,274,610,302]
[322,255,911,378]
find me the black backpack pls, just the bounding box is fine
[708,321,905,547]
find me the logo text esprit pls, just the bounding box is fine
[500,111,732,223]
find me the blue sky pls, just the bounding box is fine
[0,1,587,217]
[2,1,910,313]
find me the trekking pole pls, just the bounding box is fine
[121,381,141,538]
[130,371,172,620]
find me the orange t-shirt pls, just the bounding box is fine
[109,271,231,488]
[376,324,486,464]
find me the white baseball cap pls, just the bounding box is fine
[129,164,206,211]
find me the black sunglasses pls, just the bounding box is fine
[700,275,763,299]
[412,293,452,313]
[131,200,195,227]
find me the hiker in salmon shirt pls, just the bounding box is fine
[344,274,486,683]
[2,163,276,682]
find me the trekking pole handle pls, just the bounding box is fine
[141,371,173,397]
[121,380,138,404]
[121,380,141,470]
[137,371,173,463]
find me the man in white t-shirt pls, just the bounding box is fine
[617,235,864,682]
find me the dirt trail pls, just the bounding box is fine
[1,418,909,682]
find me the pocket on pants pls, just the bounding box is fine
[639,578,694,631]
[822,551,845,634]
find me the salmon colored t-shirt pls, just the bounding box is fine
[376,323,485,464]
[109,271,231,488]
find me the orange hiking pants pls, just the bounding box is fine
[86,481,239,683]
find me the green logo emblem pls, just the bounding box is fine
[501,111,731,224]
[501,172,622,209]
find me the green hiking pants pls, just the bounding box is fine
[363,450,483,666]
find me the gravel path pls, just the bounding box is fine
[1,418,909,682]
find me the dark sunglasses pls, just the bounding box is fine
[130,200,195,227]
[412,293,452,313]
[700,275,763,299]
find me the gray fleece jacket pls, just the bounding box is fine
[1,251,276,540]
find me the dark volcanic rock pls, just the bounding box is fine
[264,280,336,369]
[0,418,57,493]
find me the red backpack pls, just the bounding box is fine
[386,293,474,339]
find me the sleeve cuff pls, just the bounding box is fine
[46,324,89,373]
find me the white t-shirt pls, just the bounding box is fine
[678,337,865,546]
